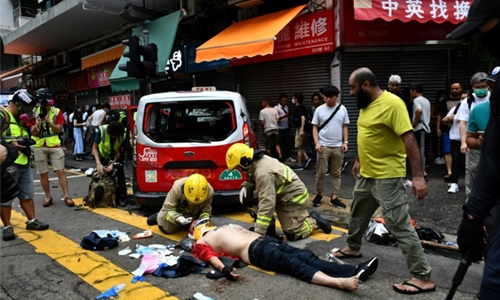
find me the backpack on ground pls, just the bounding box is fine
[83,170,116,208]
[80,232,118,251]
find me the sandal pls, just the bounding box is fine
[64,196,75,207]
[443,174,451,182]
[42,196,53,207]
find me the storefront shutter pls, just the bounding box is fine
[450,57,491,92]
[340,49,448,157]
[238,54,332,150]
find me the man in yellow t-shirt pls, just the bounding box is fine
[332,68,434,295]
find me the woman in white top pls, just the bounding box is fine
[442,98,465,194]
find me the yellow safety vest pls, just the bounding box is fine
[1,109,29,165]
[32,106,61,148]
[97,125,125,160]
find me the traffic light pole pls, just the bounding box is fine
[143,30,152,95]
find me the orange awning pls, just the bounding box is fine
[196,4,307,63]
[81,44,125,70]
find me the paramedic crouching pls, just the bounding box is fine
[92,121,127,206]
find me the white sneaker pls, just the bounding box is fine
[286,157,297,163]
[434,157,445,165]
[404,180,412,187]
[448,183,459,194]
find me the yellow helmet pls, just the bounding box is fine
[193,218,217,241]
[226,143,254,171]
[184,174,209,204]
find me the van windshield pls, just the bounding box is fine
[144,100,236,143]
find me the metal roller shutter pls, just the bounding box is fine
[238,54,332,150]
[195,70,238,92]
[450,57,491,91]
[340,49,448,157]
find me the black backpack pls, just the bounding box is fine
[304,107,313,133]
[80,232,119,251]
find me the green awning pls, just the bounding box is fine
[109,10,181,92]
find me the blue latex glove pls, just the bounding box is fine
[95,284,125,300]
[131,275,146,283]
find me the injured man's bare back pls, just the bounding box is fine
[192,224,378,292]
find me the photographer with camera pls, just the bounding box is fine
[92,121,127,206]
[31,88,74,207]
[0,89,49,241]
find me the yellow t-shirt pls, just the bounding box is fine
[357,91,413,179]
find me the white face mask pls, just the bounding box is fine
[292,98,296,104]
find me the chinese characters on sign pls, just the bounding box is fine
[354,0,474,24]
[231,9,334,66]
[109,94,131,109]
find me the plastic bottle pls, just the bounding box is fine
[114,283,126,293]
[95,283,126,300]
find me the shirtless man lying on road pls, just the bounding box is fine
[190,219,378,291]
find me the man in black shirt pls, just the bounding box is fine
[447,0,500,298]
[291,93,311,170]
[436,80,462,181]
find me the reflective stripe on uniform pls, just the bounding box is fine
[295,218,313,239]
[276,164,292,194]
[199,212,210,220]
[291,189,309,205]
[256,214,272,227]
[166,211,177,223]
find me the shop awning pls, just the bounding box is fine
[195,4,307,63]
[81,44,125,70]
[109,10,181,92]
[0,65,30,80]
[354,0,474,24]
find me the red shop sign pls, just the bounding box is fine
[231,9,334,66]
[353,0,474,24]
[342,0,464,45]
[68,71,89,92]
[109,95,131,109]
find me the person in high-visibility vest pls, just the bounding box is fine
[31,88,74,207]
[0,89,49,241]
[92,121,127,206]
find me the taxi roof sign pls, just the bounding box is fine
[191,86,216,91]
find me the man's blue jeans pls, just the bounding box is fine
[248,236,355,283]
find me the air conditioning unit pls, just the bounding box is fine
[228,0,264,9]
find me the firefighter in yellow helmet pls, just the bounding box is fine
[226,143,332,241]
[147,174,214,234]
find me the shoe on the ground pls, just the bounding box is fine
[448,183,459,194]
[355,257,379,282]
[291,164,304,171]
[443,174,452,182]
[147,213,158,226]
[434,157,445,165]
[2,226,15,241]
[64,196,75,207]
[285,157,297,163]
[325,169,331,176]
[310,211,332,234]
[341,161,349,173]
[312,194,323,207]
[303,158,312,169]
[404,180,412,187]
[329,197,346,209]
[42,196,53,207]
[26,219,49,231]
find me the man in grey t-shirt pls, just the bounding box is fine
[259,98,282,160]
[409,83,431,175]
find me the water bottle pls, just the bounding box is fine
[114,283,126,293]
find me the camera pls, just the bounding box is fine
[108,161,123,178]
[18,137,36,157]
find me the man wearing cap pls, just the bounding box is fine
[31,88,74,208]
[0,90,49,241]
[447,0,500,298]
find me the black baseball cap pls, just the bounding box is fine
[447,0,500,39]
[485,66,500,82]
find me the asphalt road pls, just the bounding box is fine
[0,151,481,300]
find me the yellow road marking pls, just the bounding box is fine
[221,211,345,239]
[10,210,177,300]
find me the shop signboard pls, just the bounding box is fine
[109,94,131,109]
[342,0,470,45]
[68,71,89,92]
[88,61,115,89]
[231,9,335,66]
